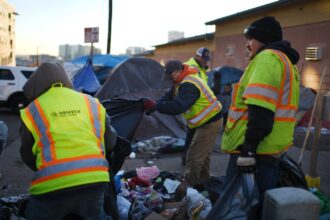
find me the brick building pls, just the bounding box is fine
[149,0,330,92]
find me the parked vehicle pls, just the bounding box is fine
[0,66,36,113]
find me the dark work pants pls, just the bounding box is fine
[25,184,109,220]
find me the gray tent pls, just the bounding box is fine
[95,57,187,141]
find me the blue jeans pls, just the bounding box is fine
[25,184,110,220]
[225,154,280,202]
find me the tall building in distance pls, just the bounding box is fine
[0,0,16,66]
[126,47,145,56]
[58,44,101,61]
[168,31,184,42]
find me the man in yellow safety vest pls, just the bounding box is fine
[182,47,212,166]
[221,16,300,209]
[20,62,118,220]
[185,47,211,84]
[143,60,222,189]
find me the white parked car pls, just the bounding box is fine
[0,66,36,113]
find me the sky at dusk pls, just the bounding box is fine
[8,0,277,56]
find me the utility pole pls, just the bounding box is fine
[107,0,112,54]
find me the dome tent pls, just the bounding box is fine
[95,57,187,141]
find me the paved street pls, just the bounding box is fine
[1,109,330,198]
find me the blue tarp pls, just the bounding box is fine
[71,54,129,85]
[208,65,243,94]
[72,59,101,94]
[71,54,128,68]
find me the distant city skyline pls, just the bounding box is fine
[58,44,101,61]
[9,0,277,56]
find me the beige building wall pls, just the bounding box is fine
[152,37,214,67]
[0,0,15,66]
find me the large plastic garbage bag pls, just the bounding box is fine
[117,195,131,220]
[102,98,140,174]
[205,172,259,220]
[101,98,144,141]
[0,194,29,219]
[277,153,308,189]
[203,176,226,205]
[187,188,212,219]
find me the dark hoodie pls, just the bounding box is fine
[244,41,300,152]
[20,62,116,170]
[259,40,300,64]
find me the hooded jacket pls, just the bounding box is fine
[19,63,116,170]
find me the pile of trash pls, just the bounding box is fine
[131,136,185,156]
[114,165,213,220]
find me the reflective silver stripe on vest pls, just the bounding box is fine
[28,102,53,162]
[271,50,291,106]
[85,95,101,139]
[244,86,278,101]
[184,76,213,102]
[275,108,296,119]
[34,157,108,180]
[229,108,295,121]
[85,95,104,155]
[188,101,220,125]
[228,109,247,121]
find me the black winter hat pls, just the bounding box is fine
[244,16,282,44]
[164,60,183,75]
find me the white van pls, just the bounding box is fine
[0,66,36,113]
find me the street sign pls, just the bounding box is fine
[84,27,99,43]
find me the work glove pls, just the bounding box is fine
[143,99,156,110]
[236,143,256,173]
[142,98,156,115]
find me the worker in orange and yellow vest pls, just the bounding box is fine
[19,62,118,220]
[181,47,212,166]
[143,60,222,189]
[222,16,300,209]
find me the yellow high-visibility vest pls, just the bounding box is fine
[222,49,299,154]
[20,86,109,195]
[180,74,221,128]
[185,58,208,83]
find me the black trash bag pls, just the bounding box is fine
[277,153,308,189]
[0,194,29,219]
[101,98,144,141]
[202,176,226,205]
[109,136,132,175]
[205,172,260,220]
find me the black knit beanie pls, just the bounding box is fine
[244,16,282,44]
